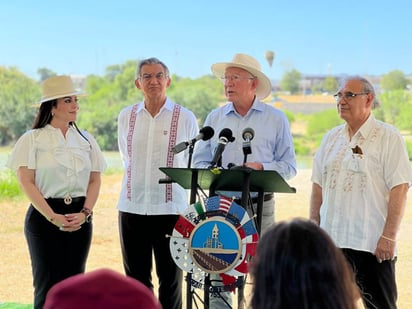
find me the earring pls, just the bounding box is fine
[51,112,55,117]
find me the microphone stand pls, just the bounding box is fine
[187,142,194,168]
[242,142,252,164]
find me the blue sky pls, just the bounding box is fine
[1,0,411,81]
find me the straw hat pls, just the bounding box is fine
[211,53,272,99]
[44,268,161,309]
[40,75,86,104]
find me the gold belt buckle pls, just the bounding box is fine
[64,195,72,205]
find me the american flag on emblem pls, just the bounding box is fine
[205,195,232,213]
[205,195,220,212]
[218,196,232,212]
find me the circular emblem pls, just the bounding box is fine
[189,217,241,274]
[170,195,259,280]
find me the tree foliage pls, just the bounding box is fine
[280,69,301,94]
[306,108,343,137]
[0,66,39,145]
[380,70,408,91]
[322,76,339,93]
[76,63,223,149]
[37,68,57,82]
[167,75,223,125]
[1,63,411,155]
[373,90,412,130]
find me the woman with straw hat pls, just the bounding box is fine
[6,75,106,309]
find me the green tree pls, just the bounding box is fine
[37,68,57,82]
[168,75,223,124]
[77,65,138,150]
[0,66,39,145]
[280,69,301,94]
[323,76,338,93]
[373,90,412,130]
[307,109,342,137]
[380,70,408,91]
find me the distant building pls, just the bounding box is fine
[69,74,87,91]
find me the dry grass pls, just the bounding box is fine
[1,170,411,308]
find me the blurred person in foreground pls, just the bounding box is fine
[310,75,412,309]
[44,268,161,309]
[193,53,296,308]
[250,218,362,309]
[117,57,199,309]
[6,75,106,309]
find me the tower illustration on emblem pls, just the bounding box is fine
[190,218,241,274]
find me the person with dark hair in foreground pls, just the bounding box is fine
[250,218,362,309]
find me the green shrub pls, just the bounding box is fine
[307,109,343,136]
[405,140,412,160]
[0,170,22,198]
[0,303,33,309]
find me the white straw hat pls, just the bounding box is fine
[40,75,86,104]
[211,53,272,99]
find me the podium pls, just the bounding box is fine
[160,167,295,309]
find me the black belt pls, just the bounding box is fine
[46,197,85,204]
[234,193,273,205]
[43,197,86,214]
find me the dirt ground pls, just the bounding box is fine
[1,169,411,308]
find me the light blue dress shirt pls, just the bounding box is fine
[193,97,297,181]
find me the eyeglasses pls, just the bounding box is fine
[219,75,256,82]
[139,72,168,82]
[333,91,369,102]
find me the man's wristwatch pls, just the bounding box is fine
[80,207,93,223]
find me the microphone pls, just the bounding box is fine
[172,126,214,154]
[242,127,254,156]
[210,128,235,167]
[242,127,254,143]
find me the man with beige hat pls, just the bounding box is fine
[193,53,296,308]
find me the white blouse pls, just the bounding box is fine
[6,125,106,199]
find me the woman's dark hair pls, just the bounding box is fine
[32,100,56,129]
[250,218,359,309]
[33,99,90,145]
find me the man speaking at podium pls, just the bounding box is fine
[194,53,296,232]
[193,53,297,308]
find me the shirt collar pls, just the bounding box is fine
[135,97,173,114]
[224,96,264,116]
[45,124,75,132]
[344,113,375,140]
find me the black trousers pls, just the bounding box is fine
[24,198,92,309]
[342,248,397,309]
[119,212,182,309]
